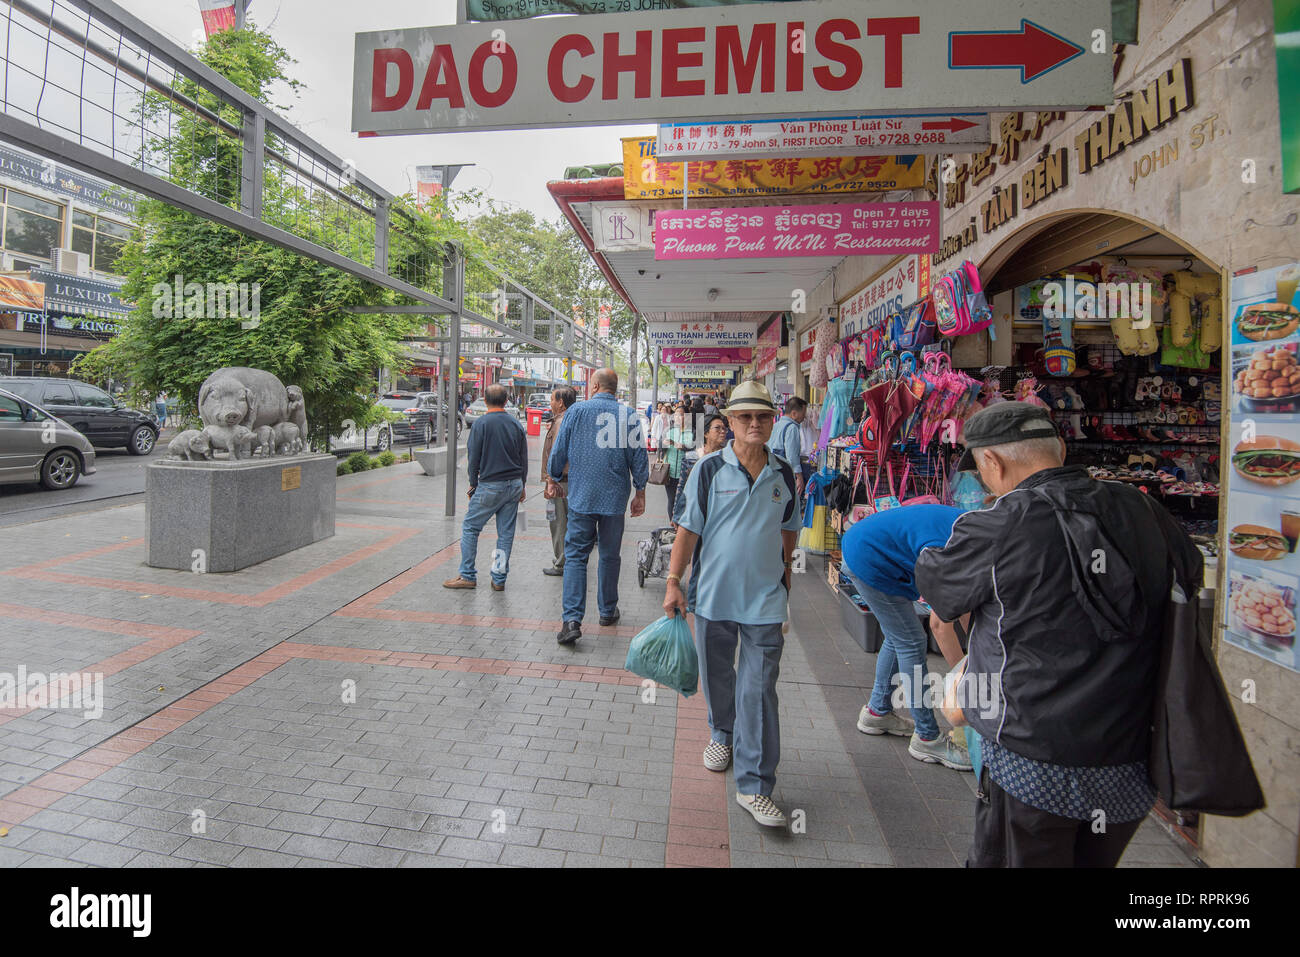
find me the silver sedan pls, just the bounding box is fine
[0,386,98,490]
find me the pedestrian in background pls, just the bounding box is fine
[662,405,693,519]
[665,380,801,828]
[769,396,807,497]
[671,412,727,615]
[650,402,667,454]
[542,386,576,578]
[154,391,168,429]
[841,504,971,771]
[444,384,528,592]
[547,368,648,645]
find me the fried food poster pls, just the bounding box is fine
[1224,261,1300,672]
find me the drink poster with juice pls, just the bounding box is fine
[1224,261,1300,671]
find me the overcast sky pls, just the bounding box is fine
[116,0,654,221]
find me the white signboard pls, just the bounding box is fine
[592,203,657,252]
[839,257,921,339]
[353,0,1113,135]
[648,321,759,347]
[671,367,736,379]
[657,113,990,159]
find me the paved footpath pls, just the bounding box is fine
[0,438,1197,867]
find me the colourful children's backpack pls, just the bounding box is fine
[933,261,995,338]
[892,300,937,350]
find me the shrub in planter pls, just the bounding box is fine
[336,461,352,476]
[346,451,371,473]
[368,457,382,469]
[378,451,396,467]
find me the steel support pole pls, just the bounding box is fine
[628,312,637,406]
[444,245,463,517]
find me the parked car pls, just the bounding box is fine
[414,393,466,440]
[463,396,524,428]
[0,377,159,455]
[0,386,97,489]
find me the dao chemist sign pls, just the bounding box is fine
[353,0,1113,135]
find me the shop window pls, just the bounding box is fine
[69,211,135,273]
[4,206,61,260]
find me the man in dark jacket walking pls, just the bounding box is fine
[915,402,1198,867]
[444,384,528,592]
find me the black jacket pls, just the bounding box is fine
[915,466,1178,767]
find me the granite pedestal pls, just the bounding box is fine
[146,454,336,572]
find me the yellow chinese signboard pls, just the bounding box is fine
[622,136,925,200]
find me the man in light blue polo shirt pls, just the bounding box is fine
[664,380,802,828]
[770,396,806,497]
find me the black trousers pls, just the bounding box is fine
[967,767,1144,867]
[664,476,679,519]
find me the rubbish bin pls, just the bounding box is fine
[526,407,544,436]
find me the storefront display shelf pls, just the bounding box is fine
[838,587,883,654]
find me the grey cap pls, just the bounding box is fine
[955,401,1061,471]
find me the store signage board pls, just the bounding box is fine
[839,255,925,339]
[661,347,753,364]
[656,114,990,159]
[353,1,1113,135]
[654,202,938,261]
[671,367,736,379]
[799,326,817,369]
[1222,259,1300,674]
[624,136,924,198]
[648,321,758,347]
[463,0,801,23]
[591,202,658,252]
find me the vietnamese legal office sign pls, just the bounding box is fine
[353,0,1113,135]
[648,320,757,347]
[656,114,989,159]
[654,202,938,261]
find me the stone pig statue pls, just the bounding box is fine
[252,425,276,457]
[271,421,303,456]
[166,429,212,461]
[202,423,254,460]
[198,367,290,434]
[286,385,308,443]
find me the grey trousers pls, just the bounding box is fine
[549,490,568,568]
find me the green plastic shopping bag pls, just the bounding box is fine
[624,611,698,697]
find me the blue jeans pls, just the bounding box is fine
[850,574,941,740]
[695,616,784,796]
[562,511,625,622]
[458,479,523,586]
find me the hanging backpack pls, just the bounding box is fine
[893,300,937,350]
[933,261,995,338]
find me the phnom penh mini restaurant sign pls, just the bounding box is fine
[623,136,923,199]
[654,202,939,260]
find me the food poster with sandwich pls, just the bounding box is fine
[1225,261,1300,671]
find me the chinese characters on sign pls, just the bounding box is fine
[647,321,759,347]
[838,257,926,339]
[624,137,924,199]
[654,203,939,261]
[755,319,781,379]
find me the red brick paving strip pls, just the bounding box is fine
[0,525,420,606]
[665,690,731,867]
[0,603,200,726]
[0,640,730,864]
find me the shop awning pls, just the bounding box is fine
[0,276,44,313]
[29,269,130,318]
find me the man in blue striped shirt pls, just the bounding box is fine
[546,369,648,645]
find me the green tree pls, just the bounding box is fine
[71,25,443,447]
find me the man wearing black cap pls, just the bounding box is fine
[914,401,1196,867]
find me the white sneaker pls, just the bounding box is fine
[736,792,787,827]
[857,706,915,736]
[703,741,732,771]
[908,731,974,771]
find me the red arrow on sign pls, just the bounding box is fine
[949,20,1084,83]
[921,117,981,133]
